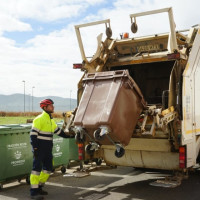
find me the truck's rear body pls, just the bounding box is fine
[71,7,200,171]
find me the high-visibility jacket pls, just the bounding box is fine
[30,111,67,149]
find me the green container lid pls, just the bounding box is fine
[0,124,32,135]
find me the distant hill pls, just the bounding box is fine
[0,93,77,112]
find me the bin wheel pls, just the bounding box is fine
[115,147,125,158]
[26,176,30,185]
[75,131,86,143]
[67,163,70,169]
[85,144,95,155]
[106,163,117,168]
[84,160,89,165]
[61,166,66,174]
[95,158,102,166]
[94,128,105,141]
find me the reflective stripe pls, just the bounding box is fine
[38,136,53,141]
[31,184,39,189]
[56,129,61,135]
[40,130,53,135]
[30,132,38,136]
[54,127,59,131]
[31,170,40,175]
[43,170,51,175]
[54,127,60,133]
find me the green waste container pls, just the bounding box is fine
[0,124,33,187]
[53,136,79,173]
[0,121,79,189]
[53,123,79,173]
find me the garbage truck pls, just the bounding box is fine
[66,7,200,174]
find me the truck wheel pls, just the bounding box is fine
[61,166,66,174]
[115,147,125,158]
[85,144,95,155]
[94,129,105,141]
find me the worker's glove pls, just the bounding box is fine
[33,148,39,158]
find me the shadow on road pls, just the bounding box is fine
[0,167,200,200]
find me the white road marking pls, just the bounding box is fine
[0,196,17,200]
[45,170,168,198]
[75,184,105,195]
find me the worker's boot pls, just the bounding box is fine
[38,186,48,195]
[39,189,48,195]
[30,194,44,200]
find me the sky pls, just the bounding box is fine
[0,0,200,99]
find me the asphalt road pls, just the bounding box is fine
[1,163,200,200]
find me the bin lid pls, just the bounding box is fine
[0,124,31,135]
[0,125,11,130]
[20,124,32,128]
[3,124,21,127]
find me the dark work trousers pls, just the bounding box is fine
[30,145,53,196]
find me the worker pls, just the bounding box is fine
[29,99,73,200]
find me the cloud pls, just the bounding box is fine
[0,0,93,34]
[0,0,105,27]
[80,0,200,39]
[0,22,83,98]
[1,0,200,100]
[0,13,32,34]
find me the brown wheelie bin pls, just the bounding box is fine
[74,70,146,146]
